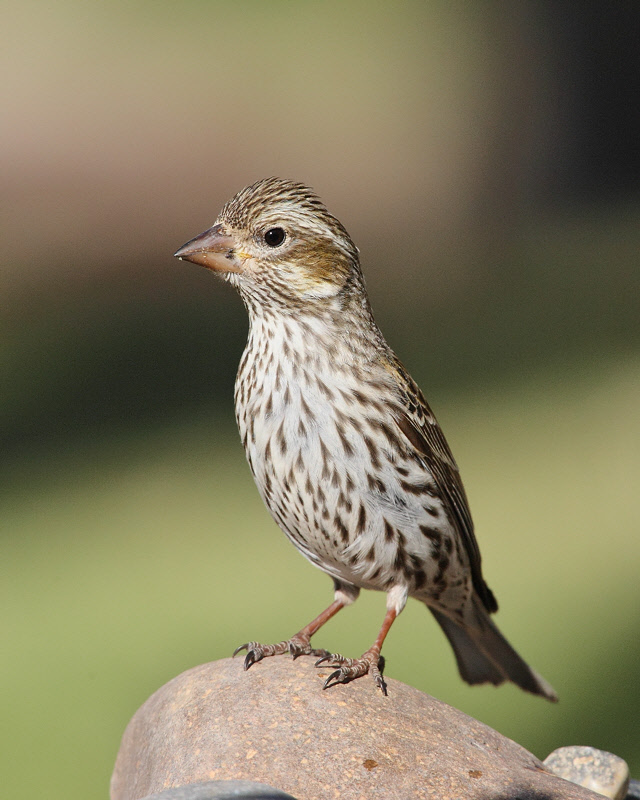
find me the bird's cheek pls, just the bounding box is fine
[290,269,342,299]
[301,279,342,299]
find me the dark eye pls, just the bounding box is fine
[264,227,286,247]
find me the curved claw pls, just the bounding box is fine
[232,642,264,670]
[315,650,347,668]
[373,672,388,696]
[243,650,259,671]
[323,668,346,690]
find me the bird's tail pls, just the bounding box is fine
[428,600,558,702]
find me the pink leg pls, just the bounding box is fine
[317,607,398,695]
[233,598,346,669]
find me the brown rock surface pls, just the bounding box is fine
[111,657,601,800]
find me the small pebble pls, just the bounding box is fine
[543,746,629,800]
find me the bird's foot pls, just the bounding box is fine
[233,634,330,670]
[315,649,387,695]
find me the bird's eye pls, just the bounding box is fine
[263,227,286,247]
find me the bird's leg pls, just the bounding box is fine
[233,598,346,670]
[316,607,398,695]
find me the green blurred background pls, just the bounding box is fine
[2,2,639,797]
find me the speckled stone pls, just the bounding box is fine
[544,746,630,799]
[111,657,602,800]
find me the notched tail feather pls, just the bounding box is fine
[428,604,558,702]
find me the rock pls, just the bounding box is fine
[627,779,640,799]
[543,746,630,799]
[112,657,603,800]
[140,779,298,799]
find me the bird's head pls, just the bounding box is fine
[174,178,362,308]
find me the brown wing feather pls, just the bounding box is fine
[391,364,498,614]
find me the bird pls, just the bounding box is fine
[174,177,557,700]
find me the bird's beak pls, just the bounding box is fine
[174,223,241,273]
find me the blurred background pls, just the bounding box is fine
[2,2,639,797]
